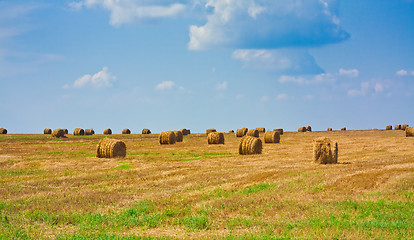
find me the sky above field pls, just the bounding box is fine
[1,0,414,134]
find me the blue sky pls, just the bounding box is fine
[0,0,413,134]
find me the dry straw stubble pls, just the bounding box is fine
[207,132,225,144]
[247,129,259,137]
[264,131,280,144]
[44,128,52,134]
[239,136,262,155]
[236,128,248,137]
[173,131,183,142]
[96,138,126,158]
[159,131,176,145]
[313,137,338,164]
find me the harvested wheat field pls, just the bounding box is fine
[0,130,413,239]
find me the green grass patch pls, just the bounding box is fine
[113,164,132,170]
[241,183,274,195]
[47,151,64,155]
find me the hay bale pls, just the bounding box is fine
[207,132,225,144]
[103,128,112,135]
[327,128,333,131]
[173,130,183,142]
[96,138,126,158]
[239,136,262,155]
[401,124,409,131]
[228,130,234,133]
[247,129,259,137]
[73,128,85,136]
[206,128,217,135]
[394,124,401,130]
[44,128,52,134]
[313,137,338,164]
[298,127,306,132]
[264,131,280,144]
[341,127,346,131]
[63,129,69,134]
[179,128,189,136]
[406,127,414,137]
[122,128,131,134]
[142,128,151,134]
[159,131,176,145]
[0,128,7,134]
[306,126,312,132]
[236,128,248,137]
[85,129,94,135]
[386,125,392,130]
[273,128,284,135]
[256,127,265,133]
[51,128,65,138]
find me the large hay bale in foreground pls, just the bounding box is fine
[406,127,414,137]
[401,124,409,131]
[239,136,262,155]
[103,128,112,135]
[341,127,347,131]
[85,129,94,135]
[298,127,306,132]
[236,128,248,137]
[247,129,259,137]
[173,131,183,142]
[273,128,283,135]
[206,128,217,135]
[208,132,224,144]
[159,131,176,145]
[313,137,338,164]
[264,131,280,143]
[51,128,65,138]
[142,128,151,134]
[327,128,333,131]
[96,138,126,158]
[306,126,312,132]
[122,129,131,134]
[0,128,7,134]
[73,128,85,136]
[386,125,392,130]
[256,127,265,133]
[44,128,52,134]
[394,124,401,130]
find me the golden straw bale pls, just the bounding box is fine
[142,129,151,134]
[63,129,69,134]
[406,127,414,137]
[122,129,131,134]
[327,128,333,131]
[73,128,85,136]
[173,131,183,142]
[401,124,409,131]
[44,128,52,134]
[85,129,94,135]
[256,127,265,133]
[207,132,225,144]
[103,128,112,135]
[247,129,259,137]
[264,131,280,144]
[386,125,392,130]
[239,136,262,155]
[341,127,346,131]
[313,137,338,164]
[0,128,7,134]
[159,131,176,145]
[229,130,234,133]
[206,128,216,135]
[394,124,401,130]
[179,129,189,136]
[273,128,283,135]
[306,126,312,132]
[236,128,248,137]
[96,138,126,158]
[51,128,65,138]
[298,127,306,132]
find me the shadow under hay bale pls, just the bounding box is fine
[173,131,183,142]
[44,128,52,134]
[247,129,259,137]
[273,128,283,135]
[206,128,217,135]
[103,128,112,135]
[159,131,176,145]
[298,127,306,132]
[264,131,280,143]
[52,129,65,138]
[313,137,338,164]
[85,129,94,135]
[208,132,224,144]
[406,127,414,137]
[327,128,333,131]
[239,136,262,155]
[142,129,151,134]
[306,126,312,132]
[73,128,85,136]
[236,128,248,137]
[122,129,131,134]
[96,138,126,158]
[256,128,265,133]
[386,125,392,130]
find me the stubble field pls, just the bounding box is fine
[0,130,413,239]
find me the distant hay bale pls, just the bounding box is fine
[63,129,68,134]
[173,131,183,142]
[341,127,347,131]
[179,128,189,136]
[256,128,265,133]
[306,126,312,132]
[327,128,333,131]
[394,124,401,130]
[51,128,65,138]
[386,125,392,130]
[228,130,234,133]
[236,128,248,137]
[264,131,280,144]
[406,127,414,137]
[122,129,131,134]
[247,129,259,137]
[273,128,284,135]
[159,131,176,145]
[43,128,52,134]
[239,136,262,155]
[298,127,306,132]
[73,128,85,136]
[142,129,151,134]
[0,128,7,134]
[207,132,224,144]
[103,128,112,135]
[313,137,338,164]
[401,124,409,131]
[96,138,126,158]
[206,128,217,135]
[85,129,95,135]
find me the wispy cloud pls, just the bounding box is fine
[339,68,359,78]
[155,81,175,91]
[64,67,115,89]
[348,81,386,97]
[279,73,335,85]
[216,81,228,90]
[396,69,414,76]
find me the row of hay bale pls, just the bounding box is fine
[298,126,312,132]
[234,128,283,137]
[390,124,409,130]
[44,128,154,136]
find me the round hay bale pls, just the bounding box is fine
[273,128,283,135]
[236,128,248,137]
[73,128,85,136]
[247,129,259,137]
[103,128,112,135]
[401,124,409,131]
[51,128,65,138]
[264,131,280,143]
[96,138,126,158]
[228,130,234,133]
[206,128,217,135]
[173,131,183,142]
[394,124,401,130]
[256,127,265,133]
[179,129,188,136]
[85,129,94,135]
[239,136,262,155]
[298,127,306,132]
[63,129,69,134]
[0,128,7,134]
[327,128,333,131]
[341,127,346,131]
[306,126,312,132]
[386,125,392,130]
[207,132,225,144]
[406,127,414,137]
[122,128,131,134]
[313,137,337,164]
[44,128,52,134]
[159,131,176,145]
[142,128,151,134]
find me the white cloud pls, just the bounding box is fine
[396,69,408,76]
[216,81,228,90]
[339,68,359,78]
[65,67,115,89]
[276,93,288,100]
[155,81,175,90]
[279,73,335,85]
[348,81,386,97]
